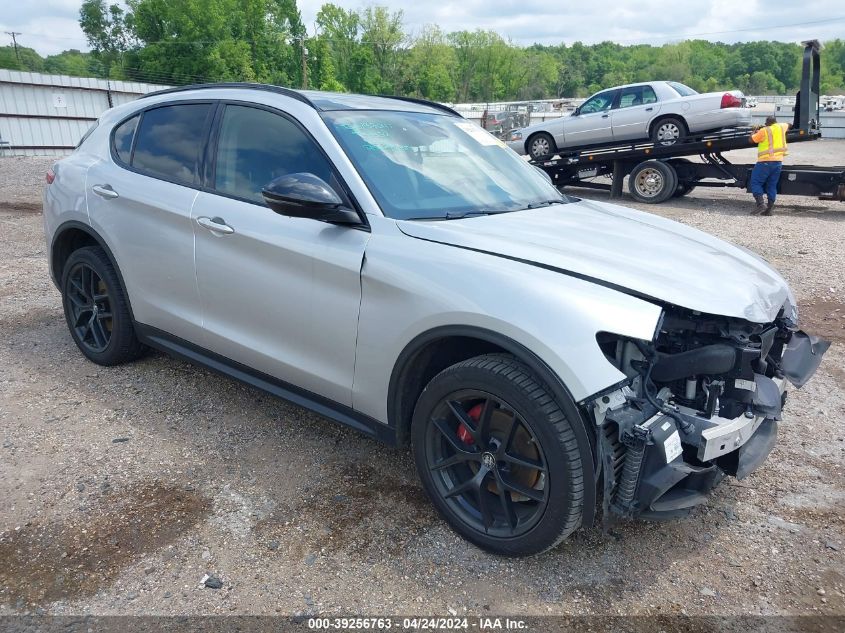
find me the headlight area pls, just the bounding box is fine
[588,308,830,523]
[509,130,523,142]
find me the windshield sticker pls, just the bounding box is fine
[455,121,506,147]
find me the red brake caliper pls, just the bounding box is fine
[457,403,483,445]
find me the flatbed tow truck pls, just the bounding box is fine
[530,41,845,205]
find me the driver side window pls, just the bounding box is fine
[214,104,341,205]
[580,91,615,114]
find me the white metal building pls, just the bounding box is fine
[0,70,168,156]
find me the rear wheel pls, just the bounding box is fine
[61,246,145,365]
[411,354,584,556]
[527,133,557,160]
[651,117,687,146]
[628,160,678,203]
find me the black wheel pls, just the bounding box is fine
[650,117,687,146]
[527,133,557,160]
[411,354,585,556]
[61,246,145,365]
[668,158,697,197]
[628,160,678,203]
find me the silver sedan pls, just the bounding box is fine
[508,81,751,159]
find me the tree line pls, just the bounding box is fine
[2,0,844,101]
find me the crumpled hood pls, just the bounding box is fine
[397,199,794,324]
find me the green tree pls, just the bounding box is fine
[0,45,45,72]
[79,0,134,77]
[359,6,405,94]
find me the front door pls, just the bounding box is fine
[193,103,369,406]
[563,89,616,147]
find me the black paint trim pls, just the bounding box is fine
[138,82,317,109]
[375,95,462,117]
[134,323,396,446]
[388,324,597,527]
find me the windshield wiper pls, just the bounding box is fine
[524,199,566,209]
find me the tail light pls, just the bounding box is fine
[721,93,742,109]
[45,168,55,184]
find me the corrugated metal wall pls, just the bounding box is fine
[0,70,168,157]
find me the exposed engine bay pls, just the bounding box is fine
[590,306,830,522]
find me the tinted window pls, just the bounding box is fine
[580,91,615,113]
[214,105,338,204]
[112,115,138,163]
[132,104,212,184]
[617,85,658,108]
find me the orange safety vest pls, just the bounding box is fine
[754,122,789,162]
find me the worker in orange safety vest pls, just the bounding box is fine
[749,115,791,216]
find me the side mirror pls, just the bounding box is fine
[571,107,580,117]
[261,173,360,225]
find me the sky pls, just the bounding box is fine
[2,0,843,57]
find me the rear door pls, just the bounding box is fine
[86,102,214,343]
[562,89,617,147]
[611,85,660,141]
[192,102,368,406]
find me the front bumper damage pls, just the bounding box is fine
[593,328,829,522]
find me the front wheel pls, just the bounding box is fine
[411,354,585,556]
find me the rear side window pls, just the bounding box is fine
[213,104,339,204]
[132,103,212,185]
[112,114,138,163]
[668,82,698,97]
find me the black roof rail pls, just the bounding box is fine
[139,82,316,109]
[377,95,462,117]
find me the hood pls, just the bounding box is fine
[396,199,793,324]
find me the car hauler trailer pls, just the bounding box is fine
[531,41,845,205]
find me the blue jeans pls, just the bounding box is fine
[750,161,782,201]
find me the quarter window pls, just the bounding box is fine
[214,104,339,204]
[132,104,212,185]
[112,114,138,163]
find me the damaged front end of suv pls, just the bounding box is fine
[590,305,829,522]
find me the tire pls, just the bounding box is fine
[650,117,687,146]
[61,246,145,366]
[628,160,678,203]
[668,158,697,197]
[527,133,557,160]
[411,353,585,556]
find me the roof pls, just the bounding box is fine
[140,82,460,116]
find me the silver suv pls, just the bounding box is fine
[44,84,828,556]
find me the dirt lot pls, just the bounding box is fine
[0,142,843,618]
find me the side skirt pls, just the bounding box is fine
[134,323,397,446]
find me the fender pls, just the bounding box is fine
[389,324,597,528]
[49,219,137,323]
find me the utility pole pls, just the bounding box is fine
[5,32,22,62]
[299,37,308,90]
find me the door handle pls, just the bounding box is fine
[92,184,119,199]
[601,114,610,118]
[197,216,235,235]
[645,107,654,111]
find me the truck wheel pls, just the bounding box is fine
[651,117,687,145]
[628,160,678,203]
[668,157,696,197]
[411,353,585,556]
[61,246,146,366]
[528,133,557,160]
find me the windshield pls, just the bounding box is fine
[323,110,566,220]
[668,82,698,97]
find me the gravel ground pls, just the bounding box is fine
[0,142,843,618]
